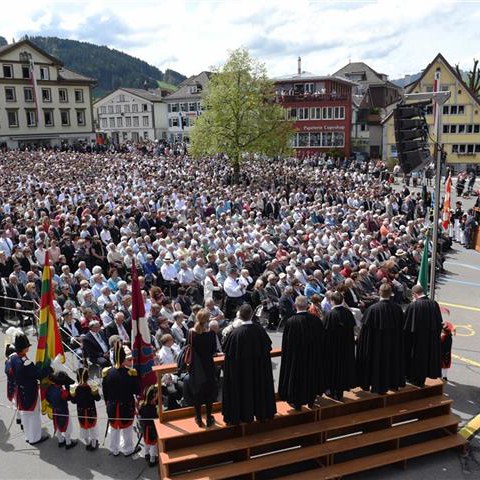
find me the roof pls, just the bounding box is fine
[165,71,211,100]
[0,38,63,66]
[273,72,357,86]
[334,62,386,84]
[58,67,96,84]
[120,88,165,102]
[405,53,480,107]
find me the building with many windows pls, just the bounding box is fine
[94,88,168,144]
[0,39,96,149]
[274,60,356,156]
[164,71,211,142]
[382,53,480,170]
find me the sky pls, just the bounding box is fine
[2,0,480,80]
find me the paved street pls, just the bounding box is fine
[0,237,479,479]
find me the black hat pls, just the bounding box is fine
[50,371,75,386]
[14,333,31,352]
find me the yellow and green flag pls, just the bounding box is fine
[35,252,65,416]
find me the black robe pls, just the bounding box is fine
[404,296,442,385]
[222,323,277,425]
[279,311,324,406]
[356,299,406,394]
[323,306,356,394]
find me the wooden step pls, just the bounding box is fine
[166,414,461,480]
[276,433,466,480]
[161,395,452,469]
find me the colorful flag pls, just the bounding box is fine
[442,174,452,230]
[35,252,65,416]
[417,235,429,294]
[130,260,156,394]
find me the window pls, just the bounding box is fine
[115,105,121,114]
[452,145,458,153]
[133,116,139,127]
[124,104,130,113]
[458,124,465,133]
[450,125,457,133]
[24,87,33,102]
[322,132,333,146]
[475,125,480,134]
[142,116,149,127]
[440,84,449,91]
[334,106,345,119]
[25,110,37,127]
[3,64,13,78]
[459,105,465,114]
[298,107,309,120]
[22,65,30,79]
[117,117,123,127]
[310,133,321,146]
[132,132,139,142]
[40,67,49,80]
[142,104,148,112]
[305,83,314,94]
[443,125,449,134]
[108,105,114,114]
[188,85,197,94]
[322,107,333,119]
[74,89,84,103]
[450,105,457,114]
[467,125,473,134]
[5,87,16,102]
[41,88,51,102]
[125,117,132,127]
[169,117,179,127]
[360,123,368,132]
[426,105,433,115]
[443,105,449,115]
[169,103,179,113]
[180,103,188,112]
[122,132,128,140]
[109,117,115,128]
[100,106,106,114]
[60,110,70,126]
[101,118,107,128]
[333,132,345,147]
[289,108,297,119]
[44,110,54,126]
[7,110,18,127]
[298,133,309,146]
[467,144,474,153]
[59,88,68,103]
[187,102,196,112]
[132,104,138,113]
[118,94,125,102]
[76,110,86,126]
[144,131,149,139]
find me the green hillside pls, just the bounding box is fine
[23,36,186,97]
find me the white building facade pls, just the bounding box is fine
[165,71,210,142]
[94,88,168,144]
[0,39,96,149]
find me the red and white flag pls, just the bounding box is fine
[442,174,452,230]
[130,260,156,394]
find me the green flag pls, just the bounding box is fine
[417,236,429,294]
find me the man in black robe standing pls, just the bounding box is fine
[279,296,324,410]
[356,284,405,394]
[404,285,442,387]
[323,291,356,401]
[222,304,277,425]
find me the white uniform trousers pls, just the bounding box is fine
[79,424,98,446]
[55,417,72,445]
[108,424,134,456]
[143,443,158,460]
[20,398,42,444]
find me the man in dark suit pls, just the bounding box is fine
[82,320,111,367]
[5,273,26,322]
[105,312,131,345]
[278,286,296,329]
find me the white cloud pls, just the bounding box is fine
[1,0,479,79]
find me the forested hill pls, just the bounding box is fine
[20,36,186,97]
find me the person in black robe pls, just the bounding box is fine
[404,285,442,387]
[356,284,405,394]
[322,291,356,401]
[222,304,277,425]
[279,295,323,410]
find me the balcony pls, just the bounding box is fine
[276,93,349,103]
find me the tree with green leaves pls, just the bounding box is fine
[190,48,294,182]
[456,59,480,98]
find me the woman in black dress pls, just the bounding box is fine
[189,308,217,427]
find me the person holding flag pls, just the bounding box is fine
[442,173,452,238]
[130,260,156,394]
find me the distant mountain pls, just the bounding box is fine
[23,36,186,98]
[0,36,7,47]
[391,72,422,88]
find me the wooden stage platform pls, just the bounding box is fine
[153,352,466,479]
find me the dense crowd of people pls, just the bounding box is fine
[2,149,476,464]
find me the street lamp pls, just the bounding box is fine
[404,91,451,301]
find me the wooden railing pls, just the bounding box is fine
[153,348,282,422]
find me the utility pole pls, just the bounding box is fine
[404,91,450,300]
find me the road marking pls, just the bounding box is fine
[452,353,480,368]
[439,302,480,313]
[459,413,480,440]
[454,324,476,337]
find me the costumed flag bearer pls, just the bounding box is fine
[4,327,22,430]
[7,331,49,444]
[69,367,101,451]
[138,384,159,467]
[102,342,140,457]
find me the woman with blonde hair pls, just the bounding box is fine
[188,308,218,427]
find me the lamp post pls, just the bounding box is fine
[404,91,451,300]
